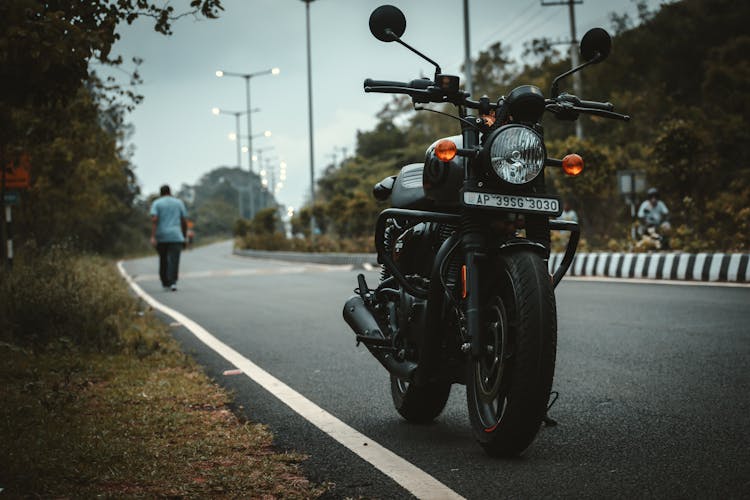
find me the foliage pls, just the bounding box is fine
[0,0,223,256]
[0,244,136,350]
[300,0,749,252]
[178,166,278,239]
[11,87,150,254]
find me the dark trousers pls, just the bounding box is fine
[157,242,182,287]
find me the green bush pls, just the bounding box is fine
[0,245,135,351]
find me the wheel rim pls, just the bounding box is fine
[472,297,510,430]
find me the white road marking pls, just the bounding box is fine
[132,264,353,282]
[117,261,464,500]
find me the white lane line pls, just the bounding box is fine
[133,264,353,282]
[117,261,464,500]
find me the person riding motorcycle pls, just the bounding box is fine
[637,187,670,248]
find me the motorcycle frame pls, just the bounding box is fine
[373,114,581,386]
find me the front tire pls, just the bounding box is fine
[390,375,451,424]
[466,250,557,457]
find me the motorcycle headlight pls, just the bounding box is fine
[485,125,546,185]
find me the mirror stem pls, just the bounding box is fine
[386,29,442,80]
[551,53,600,97]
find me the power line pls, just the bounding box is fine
[477,2,544,49]
[501,6,562,47]
[541,0,584,138]
[451,1,544,72]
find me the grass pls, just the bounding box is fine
[0,317,326,497]
[0,248,327,498]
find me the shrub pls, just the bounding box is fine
[0,244,135,351]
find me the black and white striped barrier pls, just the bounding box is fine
[549,252,749,283]
[234,248,749,284]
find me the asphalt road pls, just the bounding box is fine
[122,241,750,499]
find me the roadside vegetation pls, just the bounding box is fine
[0,248,325,497]
[0,3,324,496]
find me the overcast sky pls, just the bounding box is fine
[112,0,664,212]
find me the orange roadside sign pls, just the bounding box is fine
[3,153,31,190]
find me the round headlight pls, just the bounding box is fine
[487,125,546,184]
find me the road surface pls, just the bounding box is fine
[122,241,750,499]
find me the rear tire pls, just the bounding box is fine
[390,375,451,424]
[466,250,557,457]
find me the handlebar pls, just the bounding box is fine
[364,78,411,88]
[546,93,629,121]
[364,77,628,121]
[364,77,482,108]
[578,99,614,111]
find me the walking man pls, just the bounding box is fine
[150,184,188,291]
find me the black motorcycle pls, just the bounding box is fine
[343,5,629,457]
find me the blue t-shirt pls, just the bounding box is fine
[150,196,187,243]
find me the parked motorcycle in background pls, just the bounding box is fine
[343,5,629,457]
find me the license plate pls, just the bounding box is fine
[463,191,561,216]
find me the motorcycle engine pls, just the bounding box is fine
[391,222,438,277]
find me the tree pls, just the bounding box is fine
[0,0,223,256]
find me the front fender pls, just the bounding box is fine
[494,237,549,258]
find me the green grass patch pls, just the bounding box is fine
[0,317,326,497]
[0,249,327,497]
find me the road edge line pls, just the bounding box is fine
[116,261,464,500]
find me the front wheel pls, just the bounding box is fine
[466,250,557,457]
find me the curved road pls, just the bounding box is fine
[122,241,750,499]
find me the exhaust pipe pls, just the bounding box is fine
[343,295,417,381]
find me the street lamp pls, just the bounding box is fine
[241,131,271,153]
[216,68,278,220]
[211,107,260,168]
[215,67,280,175]
[301,0,316,237]
[252,146,275,170]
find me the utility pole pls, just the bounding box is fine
[463,0,473,97]
[542,0,584,139]
[302,0,317,238]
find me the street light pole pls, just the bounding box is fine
[463,0,473,97]
[302,0,316,238]
[244,76,253,172]
[212,107,249,168]
[233,112,242,168]
[216,68,279,218]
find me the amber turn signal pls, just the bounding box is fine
[562,153,584,176]
[435,139,458,162]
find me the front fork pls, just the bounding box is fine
[462,229,486,359]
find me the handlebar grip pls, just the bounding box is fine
[364,78,409,89]
[578,99,614,111]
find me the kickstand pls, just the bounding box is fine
[544,391,559,427]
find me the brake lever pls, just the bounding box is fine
[571,106,630,121]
